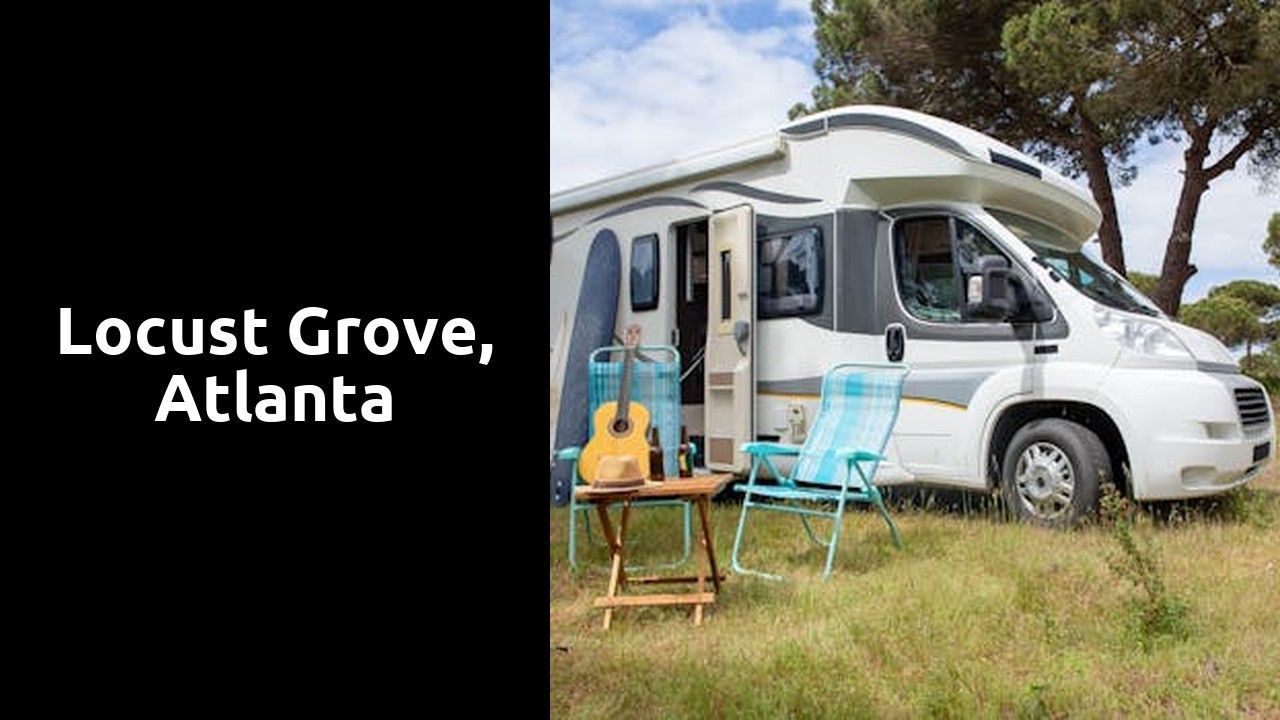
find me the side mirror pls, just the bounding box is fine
[967,256,1015,319]
[967,256,1054,323]
[1018,280,1055,323]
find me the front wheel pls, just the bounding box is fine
[1000,418,1109,526]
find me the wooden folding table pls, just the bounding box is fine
[575,474,733,630]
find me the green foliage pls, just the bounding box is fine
[802,3,1036,152]
[1267,213,1280,270]
[1181,280,1280,374]
[1179,294,1259,347]
[1135,0,1280,313]
[1126,1,1280,133]
[1242,342,1280,394]
[1099,482,1191,650]
[1208,279,1280,314]
[1126,270,1159,299]
[1217,485,1277,530]
[797,0,1141,181]
[1002,2,1111,95]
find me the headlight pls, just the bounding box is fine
[1093,305,1192,359]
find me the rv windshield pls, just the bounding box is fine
[986,209,1162,317]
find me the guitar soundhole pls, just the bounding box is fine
[610,418,632,437]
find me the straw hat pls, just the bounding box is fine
[592,454,646,490]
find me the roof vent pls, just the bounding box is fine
[990,150,1042,179]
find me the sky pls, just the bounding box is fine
[549,0,1279,302]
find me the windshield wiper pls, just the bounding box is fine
[1094,286,1158,316]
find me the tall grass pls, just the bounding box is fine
[551,449,1280,717]
[1099,481,1190,650]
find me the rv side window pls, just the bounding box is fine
[630,234,659,311]
[757,226,823,319]
[893,216,1010,323]
[894,218,959,322]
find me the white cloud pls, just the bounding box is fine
[775,0,811,14]
[551,4,645,64]
[550,12,815,191]
[600,0,738,8]
[1113,139,1280,282]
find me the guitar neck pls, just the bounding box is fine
[616,345,635,420]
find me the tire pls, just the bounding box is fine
[1000,418,1109,526]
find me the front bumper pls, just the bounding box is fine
[1100,368,1273,500]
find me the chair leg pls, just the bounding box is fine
[822,497,849,581]
[799,514,830,548]
[568,498,579,570]
[624,502,693,573]
[856,465,903,550]
[731,498,783,581]
[874,497,903,550]
[570,506,601,567]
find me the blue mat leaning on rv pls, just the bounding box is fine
[551,229,620,506]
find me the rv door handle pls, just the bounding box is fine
[733,320,751,355]
[885,323,905,362]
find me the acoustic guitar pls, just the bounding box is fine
[579,324,652,483]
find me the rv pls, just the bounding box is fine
[549,105,1273,524]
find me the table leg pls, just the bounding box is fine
[693,503,708,626]
[596,500,633,630]
[696,497,721,593]
[617,501,632,590]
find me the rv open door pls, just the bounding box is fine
[704,205,754,473]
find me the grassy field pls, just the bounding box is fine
[550,443,1280,717]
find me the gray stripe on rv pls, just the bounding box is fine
[691,181,820,204]
[781,112,974,159]
[836,209,879,333]
[780,118,825,135]
[1196,361,1241,375]
[757,378,823,395]
[586,196,707,225]
[758,371,993,407]
[552,196,710,245]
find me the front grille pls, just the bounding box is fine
[1235,387,1270,428]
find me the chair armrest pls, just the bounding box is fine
[835,448,881,463]
[555,447,581,461]
[740,442,801,456]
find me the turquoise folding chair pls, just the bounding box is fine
[557,344,694,571]
[731,362,908,581]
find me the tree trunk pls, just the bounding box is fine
[1154,129,1211,317]
[1078,114,1126,276]
[1153,116,1272,317]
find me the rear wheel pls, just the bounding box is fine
[1000,418,1109,526]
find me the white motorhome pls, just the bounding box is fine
[549,105,1273,523]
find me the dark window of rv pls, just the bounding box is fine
[720,251,732,320]
[630,234,660,311]
[894,216,1008,322]
[757,226,823,319]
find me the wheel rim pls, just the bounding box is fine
[1013,441,1075,520]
